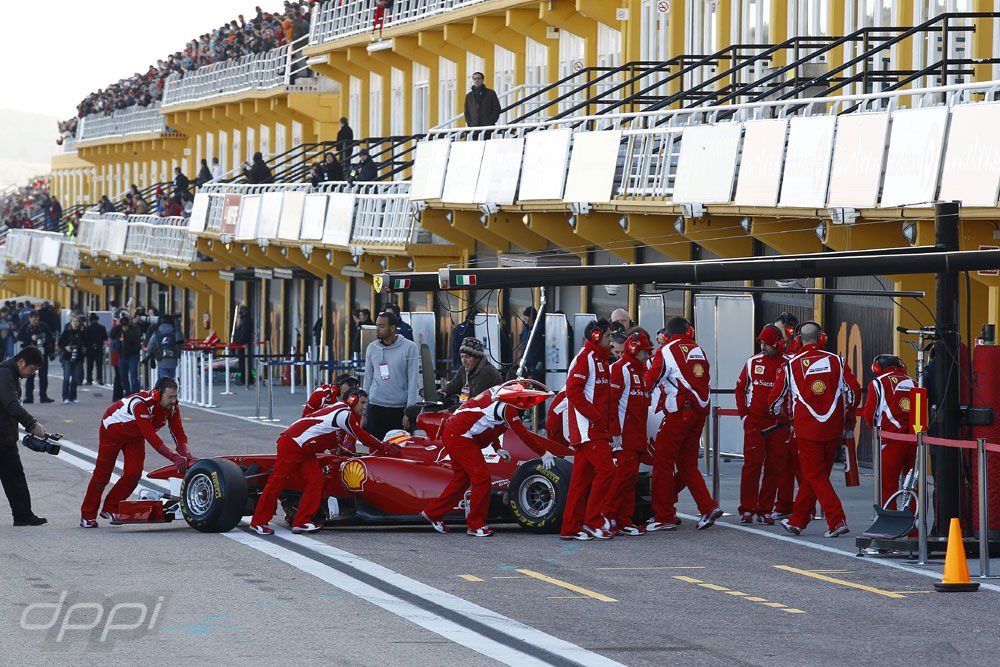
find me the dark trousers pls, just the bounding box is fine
[86,348,104,384]
[235,346,254,384]
[365,404,405,440]
[0,441,33,521]
[24,356,48,401]
[62,359,83,400]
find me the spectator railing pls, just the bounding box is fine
[3,229,80,272]
[316,181,413,246]
[77,104,169,142]
[163,35,311,107]
[310,0,494,45]
[76,212,196,263]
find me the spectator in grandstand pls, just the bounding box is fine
[243,152,275,184]
[349,149,378,182]
[337,117,354,165]
[173,167,191,198]
[123,194,136,215]
[309,163,324,187]
[98,195,115,214]
[321,152,344,182]
[464,72,501,128]
[211,157,223,182]
[196,159,213,186]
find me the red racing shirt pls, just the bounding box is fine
[100,390,189,459]
[862,370,915,436]
[768,345,861,441]
[565,339,612,445]
[281,401,383,455]
[736,352,785,421]
[609,352,651,450]
[302,384,339,417]
[443,387,545,454]
[646,335,711,416]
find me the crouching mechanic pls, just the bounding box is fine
[250,388,397,535]
[861,355,914,505]
[302,373,359,417]
[608,331,653,536]
[421,380,555,538]
[80,377,194,527]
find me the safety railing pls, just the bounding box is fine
[163,35,311,107]
[194,180,413,246]
[3,229,80,272]
[77,212,196,262]
[77,104,169,142]
[310,0,494,45]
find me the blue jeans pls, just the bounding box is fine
[62,358,83,400]
[118,355,140,395]
[158,365,177,380]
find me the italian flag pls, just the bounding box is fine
[454,274,477,286]
[392,279,411,289]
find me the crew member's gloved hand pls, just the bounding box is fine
[541,452,556,470]
[496,448,511,462]
[842,428,854,439]
[381,442,401,456]
[172,454,189,474]
[611,435,622,451]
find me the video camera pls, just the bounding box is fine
[22,432,62,456]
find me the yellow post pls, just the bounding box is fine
[666,0,686,99]
[973,0,994,83]
[769,0,788,67]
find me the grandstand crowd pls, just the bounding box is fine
[58,1,315,143]
[0,180,63,232]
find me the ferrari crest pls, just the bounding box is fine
[900,397,911,412]
[680,346,689,354]
[811,379,826,395]
[373,275,384,293]
[693,363,705,378]
[342,460,368,491]
[802,359,811,368]
[891,376,899,385]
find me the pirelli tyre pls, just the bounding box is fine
[180,458,248,533]
[509,458,572,533]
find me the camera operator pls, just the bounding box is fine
[110,315,142,395]
[58,312,86,403]
[17,311,54,404]
[0,346,49,526]
[84,313,108,386]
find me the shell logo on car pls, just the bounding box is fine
[342,460,368,491]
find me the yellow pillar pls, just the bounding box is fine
[827,0,846,70]
[973,0,994,83]
[769,0,788,66]
[666,0,686,98]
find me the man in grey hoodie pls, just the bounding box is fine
[363,312,421,439]
[148,317,182,380]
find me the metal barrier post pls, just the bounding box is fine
[711,406,721,501]
[266,360,277,422]
[918,430,929,565]
[201,351,208,406]
[290,345,296,395]
[305,348,312,397]
[206,349,215,408]
[221,345,233,395]
[254,355,262,419]
[978,438,990,578]
[872,429,882,516]
[178,351,187,403]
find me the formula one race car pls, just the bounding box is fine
[138,381,651,534]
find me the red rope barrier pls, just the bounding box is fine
[877,429,1000,453]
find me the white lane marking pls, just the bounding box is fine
[677,512,1000,593]
[178,400,286,428]
[55,437,171,493]
[49,436,623,666]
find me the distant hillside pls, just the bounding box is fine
[0,109,59,188]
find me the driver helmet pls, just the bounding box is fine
[384,429,410,447]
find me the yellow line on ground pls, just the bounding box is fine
[492,576,529,579]
[672,576,704,584]
[547,596,589,599]
[458,574,484,582]
[774,565,907,599]
[744,596,768,602]
[725,591,748,596]
[808,570,852,574]
[783,608,807,614]
[596,566,706,570]
[516,569,617,603]
[699,583,730,591]
[762,602,786,608]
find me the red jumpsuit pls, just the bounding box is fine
[251,402,384,528]
[608,351,651,528]
[545,390,569,447]
[768,345,860,531]
[862,369,915,505]
[422,388,545,530]
[646,335,716,522]
[81,391,191,520]
[775,340,804,515]
[735,351,788,518]
[302,384,338,417]
[560,339,615,537]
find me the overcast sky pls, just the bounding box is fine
[0,0,283,120]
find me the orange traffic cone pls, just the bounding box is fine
[933,518,980,592]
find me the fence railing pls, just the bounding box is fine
[194,181,413,247]
[163,36,311,107]
[3,229,80,271]
[77,104,168,142]
[310,0,495,45]
[77,212,197,262]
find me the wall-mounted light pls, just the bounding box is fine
[901,221,917,245]
[567,214,577,230]
[521,213,531,226]
[739,216,752,234]
[479,214,489,226]
[618,214,628,231]
[673,216,685,235]
[814,220,827,242]
[444,211,453,223]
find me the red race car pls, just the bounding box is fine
[140,406,601,534]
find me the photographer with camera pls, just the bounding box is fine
[84,313,108,386]
[58,312,86,403]
[17,311,54,404]
[0,346,50,526]
[109,315,142,395]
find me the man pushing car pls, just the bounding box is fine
[250,388,398,535]
[80,377,195,527]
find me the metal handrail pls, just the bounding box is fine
[310,0,495,46]
[77,104,169,142]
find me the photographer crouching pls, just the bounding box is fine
[0,346,50,526]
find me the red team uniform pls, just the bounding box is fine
[769,336,860,535]
[861,356,915,505]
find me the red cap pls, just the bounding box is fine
[758,325,781,348]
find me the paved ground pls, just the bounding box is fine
[3,376,997,665]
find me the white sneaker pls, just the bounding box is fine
[697,507,724,530]
[559,531,593,541]
[420,511,449,534]
[466,526,494,537]
[583,518,614,540]
[291,522,320,533]
[63,399,70,404]
[823,522,849,538]
[79,518,98,528]
[646,519,678,532]
[250,524,274,536]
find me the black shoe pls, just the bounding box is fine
[13,516,47,526]
[23,398,33,404]
[40,397,54,404]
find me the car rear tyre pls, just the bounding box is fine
[180,458,248,533]
[509,458,571,533]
